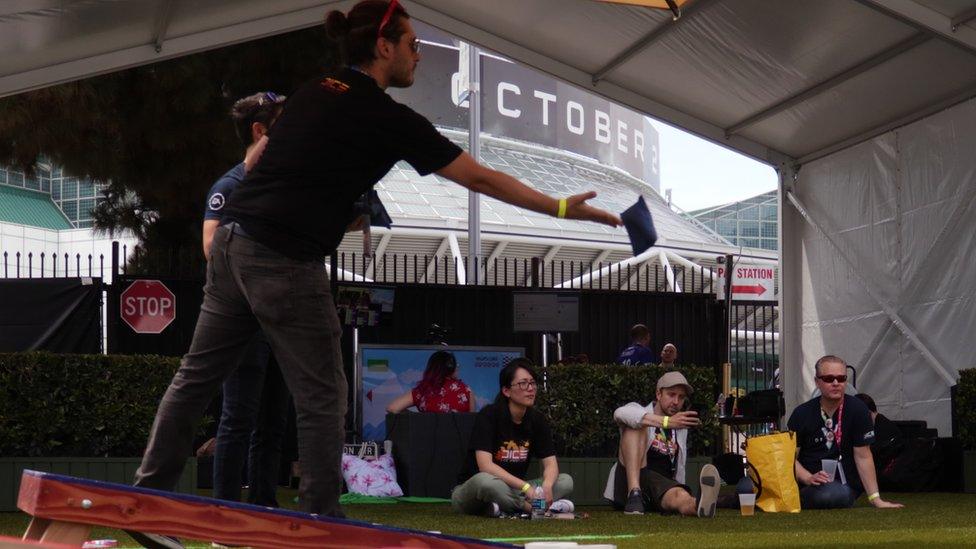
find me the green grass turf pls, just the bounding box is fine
[2,491,974,547]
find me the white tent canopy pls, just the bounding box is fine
[3,0,975,432]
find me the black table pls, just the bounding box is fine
[385,412,477,498]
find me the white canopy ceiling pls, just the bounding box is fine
[4,0,976,168]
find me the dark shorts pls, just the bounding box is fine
[610,462,689,513]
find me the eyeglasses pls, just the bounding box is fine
[816,375,847,383]
[377,0,400,38]
[510,380,537,391]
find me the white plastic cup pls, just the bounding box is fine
[821,459,839,482]
[738,493,757,516]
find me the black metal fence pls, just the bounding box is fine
[329,252,717,293]
[1,250,108,279]
[2,241,780,387]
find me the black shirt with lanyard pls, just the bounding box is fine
[645,425,679,479]
[788,394,875,492]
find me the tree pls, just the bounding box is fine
[0,26,336,267]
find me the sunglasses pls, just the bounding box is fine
[816,375,847,383]
[257,91,282,106]
[377,0,421,53]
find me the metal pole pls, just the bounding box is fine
[352,326,360,442]
[466,43,482,283]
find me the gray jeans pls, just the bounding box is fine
[451,472,574,515]
[134,224,347,515]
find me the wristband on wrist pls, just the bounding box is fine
[521,483,531,494]
[867,492,880,501]
[557,198,567,218]
[662,415,670,429]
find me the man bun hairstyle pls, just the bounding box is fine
[323,0,410,68]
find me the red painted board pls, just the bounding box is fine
[0,535,79,549]
[18,471,512,549]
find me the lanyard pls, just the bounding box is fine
[821,400,844,449]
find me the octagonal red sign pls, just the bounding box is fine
[120,280,176,334]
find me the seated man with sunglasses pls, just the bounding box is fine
[788,355,903,510]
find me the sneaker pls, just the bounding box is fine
[697,464,720,518]
[125,531,184,549]
[624,488,645,515]
[549,499,574,513]
[486,502,502,518]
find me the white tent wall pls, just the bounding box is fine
[783,97,976,435]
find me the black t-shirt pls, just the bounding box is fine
[223,68,463,260]
[788,394,875,491]
[461,403,556,483]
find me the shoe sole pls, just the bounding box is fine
[125,530,184,549]
[697,463,720,518]
[624,510,645,515]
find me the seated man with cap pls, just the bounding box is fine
[603,371,720,517]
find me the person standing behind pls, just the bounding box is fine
[660,343,678,367]
[617,324,655,365]
[387,350,475,413]
[130,2,619,541]
[202,92,291,508]
[788,355,903,509]
[451,359,574,517]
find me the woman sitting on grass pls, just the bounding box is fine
[450,358,573,516]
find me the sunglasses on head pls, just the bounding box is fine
[377,0,400,38]
[377,0,420,53]
[817,375,847,383]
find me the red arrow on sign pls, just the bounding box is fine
[731,284,767,296]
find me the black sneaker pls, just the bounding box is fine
[624,488,645,515]
[125,531,184,549]
[697,464,720,518]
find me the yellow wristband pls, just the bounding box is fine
[521,483,531,493]
[662,416,669,429]
[867,492,880,501]
[557,198,567,219]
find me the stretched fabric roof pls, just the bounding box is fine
[5,0,976,167]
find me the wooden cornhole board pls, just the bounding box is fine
[17,470,514,548]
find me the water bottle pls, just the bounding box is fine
[716,393,727,418]
[531,485,546,519]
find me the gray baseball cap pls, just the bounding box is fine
[656,371,694,394]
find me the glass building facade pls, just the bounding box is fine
[0,161,103,228]
[688,190,778,251]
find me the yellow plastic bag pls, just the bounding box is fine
[744,431,801,513]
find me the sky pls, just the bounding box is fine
[648,119,778,213]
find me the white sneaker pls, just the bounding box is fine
[548,499,574,513]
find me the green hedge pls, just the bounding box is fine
[958,368,976,451]
[0,352,211,457]
[536,363,718,458]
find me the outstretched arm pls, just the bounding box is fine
[436,152,622,227]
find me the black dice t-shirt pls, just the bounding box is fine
[788,394,875,492]
[461,403,556,483]
[224,68,463,260]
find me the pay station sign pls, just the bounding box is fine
[715,265,776,301]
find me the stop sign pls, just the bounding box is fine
[120,280,176,334]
